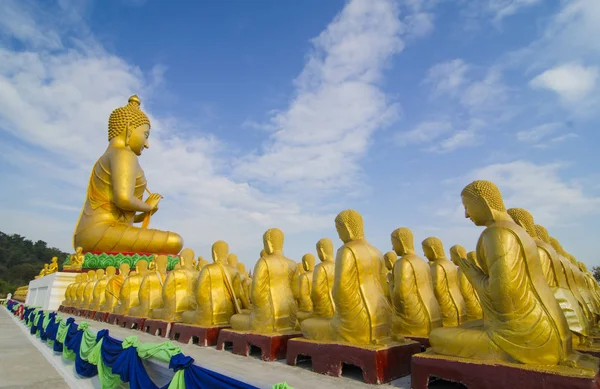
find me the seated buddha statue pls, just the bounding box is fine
[75,272,89,308]
[301,210,393,345]
[128,255,168,317]
[113,260,148,315]
[384,251,397,299]
[152,248,199,322]
[73,95,183,255]
[507,209,590,346]
[34,264,49,279]
[236,263,252,309]
[226,254,248,310]
[64,247,85,270]
[429,180,581,367]
[309,238,336,320]
[390,228,442,338]
[230,229,297,333]
[81,270,99,309]
[182,241,240,326]
[292,263,304,305]
[99,263,130,312]
[47,257,59,274]
[196,256,209,271]
[579,262,600,313]
[297,254,316,323]
[449,246,483,323]
[89,267,115,311]
[62,275,81,307]
[423,237,467,327]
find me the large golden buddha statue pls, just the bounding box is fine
[301,210,392,345]
[423,237,467,327]
[89,267,115,311]
[152,248,199,322]
[449,246,482,323]
[113,260,148,315]
[390,228,442,338]
[296,253,315,323]
[230,229,297,333]
[129,255,168,317]
[309,238,336,320]
[430,180,578,366]
[100,263,130,312]
[73,95,183,255]
[182,241,240,326]
[507,209,590,346]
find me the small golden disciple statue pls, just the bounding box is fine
[182,241,240,326]
[236,263,252,309]
[47,257,59,274]
[301,210,393,345]
[100,263,130,312]
[429,180,581,367]
[63,275,82,306]
[152,248,199,322]
[82,270,100,309]
[64,247,85,270]
[423,237,467,327]
[75,273,89,307]
[128,255,168,317]
[309,238,336,320]
[34,264,49,279]
[449,246,483,323]
[230,229,297,333]
[384,251,397,297]
[113,260,148,314]
[73,95,183,255]
[296,253,316,323]
[89,267,114,311]
[196,256,209,271]
[390,228,442,339]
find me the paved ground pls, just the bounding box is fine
[0,308,70,389]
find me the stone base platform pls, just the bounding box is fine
[170,323,229,346]
[143,319,172,338]
[217,329,301,361]
[286,337,420,385]
[407,336,430,350]
[577,346,600,359]
[119,315,146,330]
[76,309,88,317]
[82,310,96,320]
[106,313,123,325]
[93,311,109,322]
[25,272,78,311]
[411,351,600,389]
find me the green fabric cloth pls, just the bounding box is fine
[87,338,123,389]
[56,320,75,360]
[272,383,294,389]
[136,341,182,363]
[167,370,185,389]
[79,329,97,361]
[42,313,51,332]
[122,336,140,349]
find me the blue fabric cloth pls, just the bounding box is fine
[65,327,98,378]
[23,307,33,324]
[30,311,42,335]
[112,346,159,389]
[101,334,124,368]
[166,353,258,389]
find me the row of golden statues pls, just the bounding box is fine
[52,96,600,374]
[34,257,59,279]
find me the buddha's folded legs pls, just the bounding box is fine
[230,313,251,331]
[430,327,511,361]
[301,317,334,341]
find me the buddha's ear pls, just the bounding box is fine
[125,121,132,146]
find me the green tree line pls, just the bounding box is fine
[0,231,69,297]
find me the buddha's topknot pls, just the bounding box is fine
[108,95,151,141]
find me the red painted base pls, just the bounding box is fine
[407,336,431,350]
[76,309,88,317]
[93,311,109,322]
[58,305,65,312]
[286,338,420,385]
[411,352,600,389]
[170,323,229,346]
[217,329,302,361]
[143,319,173,338]
[106,313,123,325]
[83,310,97,320]
[120,315,146,330]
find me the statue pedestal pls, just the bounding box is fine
[82,310,96,320]
[93,311,109,322]
[286,338,420,385]
[25,272,77,311]
[407,336,430,350]
[170,323,229,346]
[576,346,600,359]
[143,319,173,338]
[120,315,146,330]
[106,313,124,325]
[411,352,600,389]
[217,329,302,361]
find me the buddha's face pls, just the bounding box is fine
[51,257,57,263]
[128,123,150,156]
[461,195,487,227]
[76,247,83,255]
[336,221,351,244]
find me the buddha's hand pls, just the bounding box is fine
[145,193,162,214]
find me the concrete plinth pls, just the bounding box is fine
[217,329,301,361]
[170,323,229,346]
[143,319,173,338]
[93,311,109,322]
[25,272,77,311]
[106,313,123,325]
[119,315,146,330]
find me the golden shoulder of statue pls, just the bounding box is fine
[72,95,183,255]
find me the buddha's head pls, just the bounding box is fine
[155,255,168,272]
[95,269,105,279]
[212,240,229,263]
[316,238,334,262]
[136,259,148,274]
[108,95,151,156]
[75,274,82,283]
[384,251,397,271]
[179,248,195,269]
[302,254,316,272]
[422,237,446,262]
[263,228,284,255]
[119,263,130,276]
[197,256,208,270]
[51,257,58,264]
[228,253,239,268]
[87,270,96,281]
[76,247,83,255]
[335,210,365,244]
[105,267,116,277]
[237,263,248,276]
[260,249,267,258]
[80,273,88,282]
[507,208,538,239]
[461,180,506,227]
[534,224,551,244]
[578,261,588,273]
[549,237,567,257]
[449,244,467,266]
[391,227,414,256]
[43,264,49,270]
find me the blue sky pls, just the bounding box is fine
[0,0,599,269]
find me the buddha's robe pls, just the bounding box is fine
[536,241,589,344]
[75,281,87,308]
[62,284,74,306]
[458,268,483,322]
[89,276,109,311]
[73,158,181,254]
[297,270,314,322]
[557,256,594,325]
[81,279,96,309]
[572,266,600,317]
[302,241,391,344]
[100,273,126,313]
[430,258,467,327]
[152,268,198,322]
[430,221,572,365]
[230,255,296,333]
[128,271,167,318]
[233,271,251,310]
[183,262,239,326]
[47,262,58,274]
[310,261,335,319]
[392,254,442,337]
[113,273,143,315]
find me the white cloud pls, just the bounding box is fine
[488,0,541,22]
[395,120,452,146]
[516,122,562,143]
[530,63,599,103]
[424,59,470,97]
[460,68,507,111]
[429,128,481,153]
